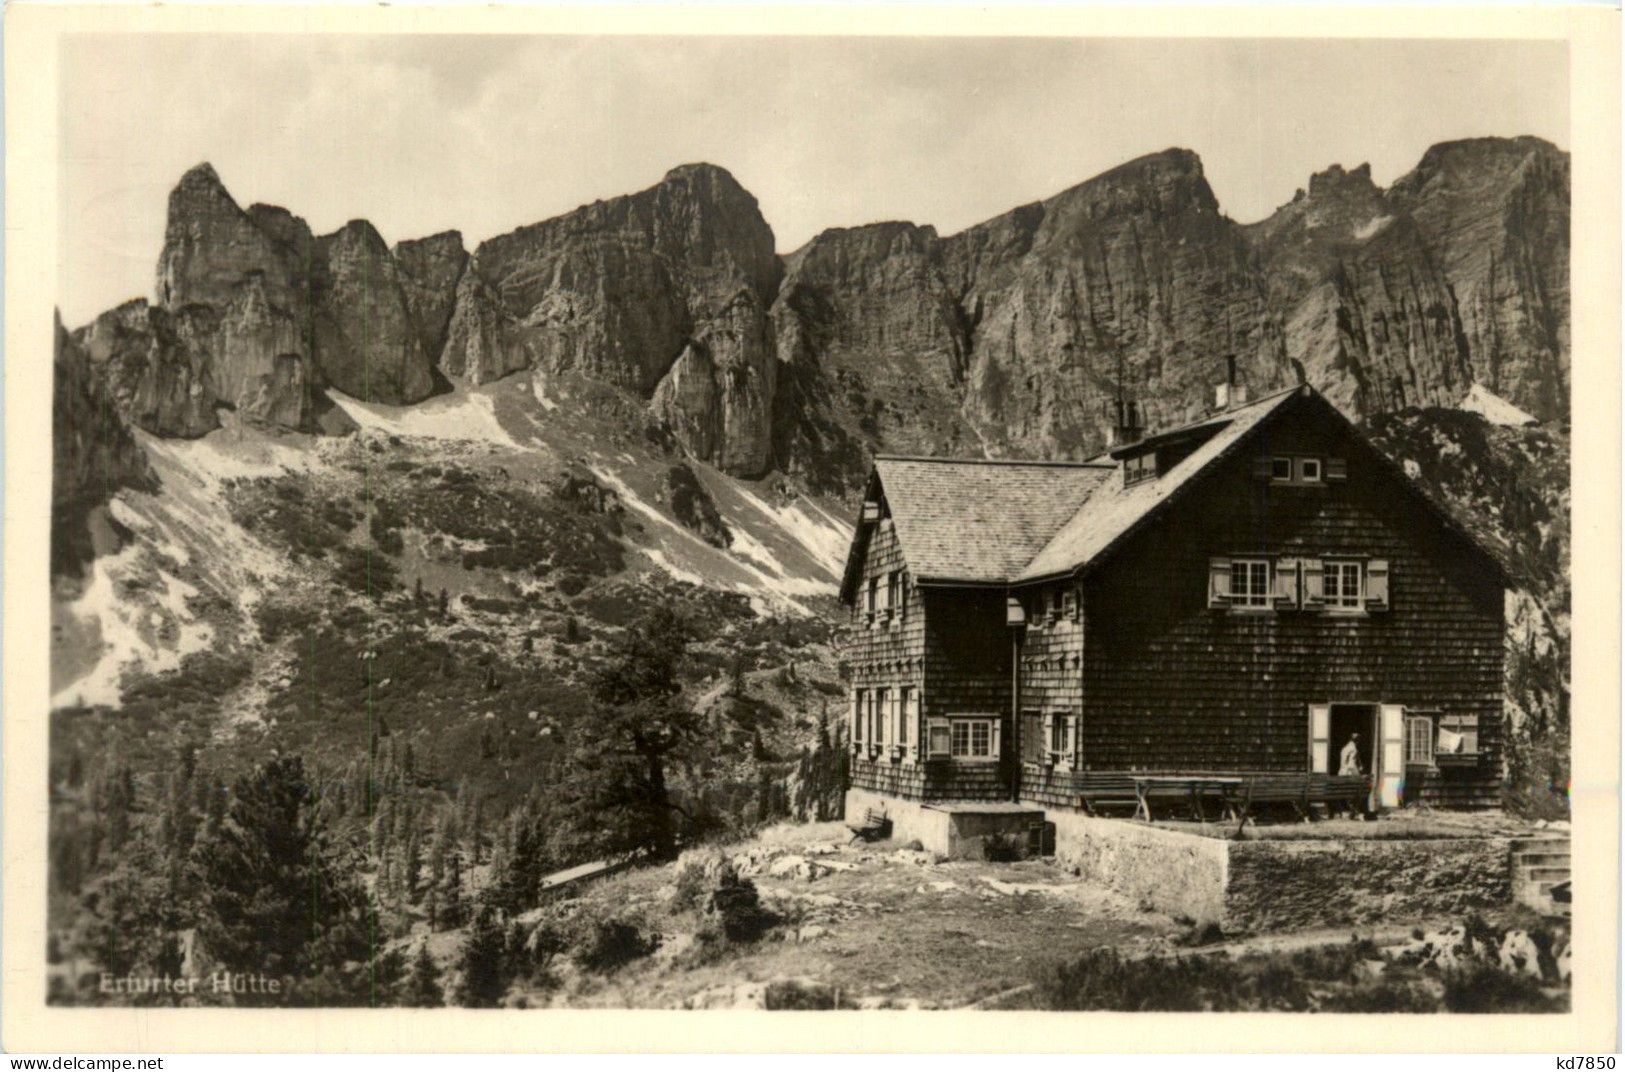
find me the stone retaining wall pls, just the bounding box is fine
[1042,810,1511,931]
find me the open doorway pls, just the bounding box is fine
[1328,704,1376,778]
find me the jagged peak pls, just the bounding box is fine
[1308,162,1376,197]
[168,161,240,212]
[662,161,742,185]
[395,229,466,253]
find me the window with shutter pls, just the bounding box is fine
[1021,710,1044,765]
[1365,559,1390,611]
[897,687,911,751]
[1207,556,1233,608]
[926,717,951,759]
[1230,558,1271,608]
[1302,558,1325,608]
[1323,560,1364,611]
[852,689,865,748]
[872,688,888,750]
[1274,558,1301,608]
[1308,704,1331,773]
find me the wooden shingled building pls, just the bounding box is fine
[838,376,1509,845]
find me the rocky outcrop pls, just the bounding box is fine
[768,139,1567,484]
[310,220,437,404]
[452,163,782,476]
[1247,162,1474,416]
[393,231,469,367]
[66,140,1568,488]
[53,313,154,573]
[1388,137,1569,421]
[663,462,731,548]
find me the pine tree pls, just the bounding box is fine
[439,849,467,929]
[403,825,423,902]
[438,588,450,621]
[72,851,186,1001]
[414,577,425,608]
[404,942,443,1007]
[455,905,508,1007]
[194,756,372,1003]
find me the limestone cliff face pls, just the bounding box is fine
[310,220,437,404]
[1247,162,1474,417]
[74,299,220,437]
[941,149,1285,457]
[1387,137,1570,421]
[453,163,782,476]
[768,139,1568,485]
[53,314,154,573]
[394,231,470,364]
[67,140,1568,490]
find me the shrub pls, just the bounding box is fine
[568,907,658,974]
[1442,963,1563,1013]
[707,869,776,944]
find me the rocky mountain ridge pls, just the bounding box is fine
[66,138,1568,499]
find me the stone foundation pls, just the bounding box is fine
[1043,809,1511,931]
[843,788,1042,859]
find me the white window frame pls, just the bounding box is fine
[866,576,879,625]
[948,716,999,762]
[1323,559,1365,612]
[1406,713,1436,768]
[1048,711,1074,769]
[852,688,866,747]
[1269,456,1294,483]
[883,570,899,622]
[1297,457,1323,483]
[871,687,889,753]
[1229,558,1272,608]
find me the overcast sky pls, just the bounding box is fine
[58,34,1567,325]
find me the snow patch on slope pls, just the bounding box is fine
[331,388,528,449]
[1353,215,1393,240]
[728,482,852,577]
[1459,383,1538,427]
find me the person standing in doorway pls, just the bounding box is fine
[1339,732,1365,819]
[1339,732,1364,776]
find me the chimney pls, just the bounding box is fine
[1214,354,1249,410]
[1110,395,1143,446]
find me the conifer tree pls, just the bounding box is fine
[194,756,372,1004]
[455,905,508,1007]
[404,942,443,1007]
[560,603,698,860]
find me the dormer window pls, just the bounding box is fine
[1123,451,1158,487]
[1299,458,1322,483]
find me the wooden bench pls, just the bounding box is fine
[1074,774,1142,817]
[845,806,892,843]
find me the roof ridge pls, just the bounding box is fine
[873,454,1114,469]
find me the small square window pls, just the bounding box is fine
[1270,457,1293,481]
[1298,458,1323,483]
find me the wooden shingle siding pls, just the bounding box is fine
[917,589,1014,801]
[1076,409,1503,807]
[845,517,930,797]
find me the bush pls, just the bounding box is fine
[568,907,658,974]
[1442,963,1563,1013]
[707,869,776,944]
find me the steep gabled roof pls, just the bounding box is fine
[838,458,1112,601]
[839,383,1511,601]
[1017,387,1300,581]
